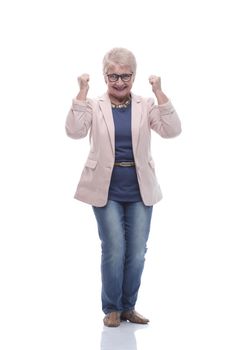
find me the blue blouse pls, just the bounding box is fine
[108,103,142,202]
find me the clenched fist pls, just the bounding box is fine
[149,75,162,93]
[78,73,90,91]
[149,75,169,104]
[76,73,90,101]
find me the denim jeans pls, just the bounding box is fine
[92,200,153,314]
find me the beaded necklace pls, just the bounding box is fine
[111,97,131,109]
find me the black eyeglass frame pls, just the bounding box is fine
[106,73,133,82]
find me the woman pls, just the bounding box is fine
[65,47,181,327]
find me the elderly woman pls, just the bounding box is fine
[65,47,181,327]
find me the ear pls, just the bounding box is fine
[104,74,108,84]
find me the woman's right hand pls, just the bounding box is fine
[78,74,90,91]
[76,74,90,100]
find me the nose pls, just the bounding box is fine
[115,77,124,85]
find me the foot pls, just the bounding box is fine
[121,310,149,324]
[103,311,121,327]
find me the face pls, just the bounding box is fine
[105,64,134,103]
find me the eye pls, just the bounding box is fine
[108,74,118,81]
[121,74,132,82]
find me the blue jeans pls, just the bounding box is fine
[92,200,153,314]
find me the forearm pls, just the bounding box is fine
[76,88,89,101]
[153,89,169,105]
[149,99,182,138]
[65,99,92,139]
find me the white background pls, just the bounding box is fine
[0,0,233,349]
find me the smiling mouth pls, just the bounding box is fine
[113,86,127,91]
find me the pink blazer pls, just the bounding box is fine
[65,92,181,207]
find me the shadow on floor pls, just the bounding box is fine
[100,321,148,350]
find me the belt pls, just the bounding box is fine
[114,161,135,167]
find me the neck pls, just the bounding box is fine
[108,94,131,105]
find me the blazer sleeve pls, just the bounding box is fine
[148,98,182,138]
[65,98,93,139]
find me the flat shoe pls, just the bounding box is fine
[121,310,149,324]
[103,311,121,327]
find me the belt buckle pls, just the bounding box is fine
[120,162,129,167]
[120,161,133,167]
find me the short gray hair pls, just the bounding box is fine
[102,47,137,76]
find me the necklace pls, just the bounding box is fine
[111,97,131,109]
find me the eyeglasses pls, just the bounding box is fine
[106,73,133,82]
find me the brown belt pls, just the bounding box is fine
[114,161,135,167]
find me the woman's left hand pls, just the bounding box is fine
[149,75,162,93]
[149,75,169,104]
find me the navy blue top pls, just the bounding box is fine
[108,103,142,202]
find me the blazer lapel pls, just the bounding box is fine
[99,94,115,155]
[98,93,142,157]
[131,94,142,154]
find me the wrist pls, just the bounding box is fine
[153,89,169,104]
[153,88,163,95]
[76,88,88,101]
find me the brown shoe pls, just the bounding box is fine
[103,311,121,327]
[121,310,149,324]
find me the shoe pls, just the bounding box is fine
[103,311,121,327]
[121,310,149,324]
